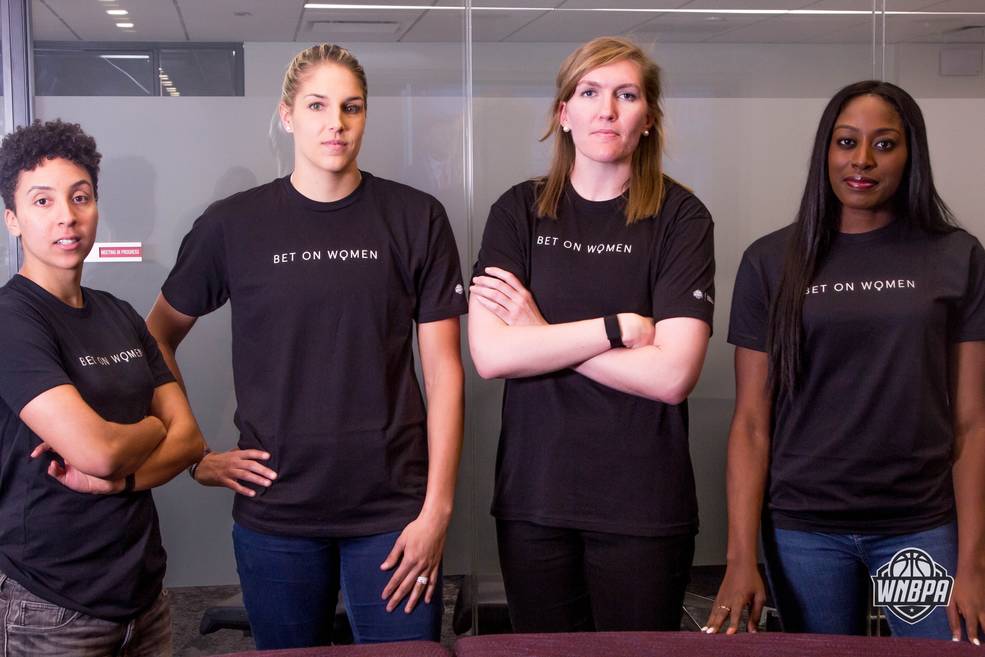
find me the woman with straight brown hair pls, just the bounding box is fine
[469,36,715,632]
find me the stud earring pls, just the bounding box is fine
[561,125,570,133]
[642,129,650,137]
[285,124,293,133]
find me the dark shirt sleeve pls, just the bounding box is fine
[0,305,72,415]
[651,196,715,329]
[161,210,229,317]
[473,189,529,286]
[415,201,468,324]
[124,303,177,388]
[728,248,770,352]
[953,237,985,342]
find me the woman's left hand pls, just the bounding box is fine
[30,442,123,495]
[470,267,546,327]
[380,512,448,613]
[948,563,985,644]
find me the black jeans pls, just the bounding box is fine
[496,519,694,633]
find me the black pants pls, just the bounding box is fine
[496,519,694,633]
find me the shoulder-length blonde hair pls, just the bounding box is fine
[535,36,666,225]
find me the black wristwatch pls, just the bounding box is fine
[188,447,213,481]
[604,314,624,348]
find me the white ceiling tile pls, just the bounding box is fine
[916,0,985,10]
[886,13,985,41]
[626,13,774,44]
[32,0,79,40]
[557,0,691,8]
[404,8,539,42]
[707,14,873,42]
[178,0,302,42]
[35,0,188,42]
[505,8,675,42]
[680,0,816,8]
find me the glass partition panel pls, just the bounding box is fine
[35,46,156,95]
[1,37,6,281]
[885,1,985,258]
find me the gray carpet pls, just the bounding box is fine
[169,578,463,656]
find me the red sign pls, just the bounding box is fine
[99,246,142,258]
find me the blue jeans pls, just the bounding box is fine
[232,523,442,649]
[0,572,170,657]
[763,522,957,639]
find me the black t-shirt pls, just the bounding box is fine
[0,275,172,621]
[474,179,715,536]
[729,221,985,534]
[162,173,467,537]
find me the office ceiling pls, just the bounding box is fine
[32,0,985,44]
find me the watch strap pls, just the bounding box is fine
[604,314,624,349]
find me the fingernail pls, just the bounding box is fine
[700,626,707,632]
[953,637,961,642]
[973,638,980,646]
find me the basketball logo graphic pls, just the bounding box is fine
[871,548,953,624]
[692,290,703,300]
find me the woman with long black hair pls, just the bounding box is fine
[705,81,985,642]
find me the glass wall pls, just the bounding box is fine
[10,0,984,640]
[1,36,7,280]
[886,0,985,244]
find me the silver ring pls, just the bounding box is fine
[416,575,429,586]
[719,605,731,612]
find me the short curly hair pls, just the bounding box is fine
[0,119,101,212]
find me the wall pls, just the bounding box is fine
[34,36,985,585]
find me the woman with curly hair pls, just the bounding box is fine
[0,119,205,655]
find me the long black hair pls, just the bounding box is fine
[767,80,958,396]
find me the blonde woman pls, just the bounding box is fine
[147,45,466,649]
[469,36,714,632]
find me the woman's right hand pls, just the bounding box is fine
[616,313,656,348]
[192,449,277,496]
[703,562,767,634]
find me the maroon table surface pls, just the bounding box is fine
[215,640,450,657]
[452,631,978,657]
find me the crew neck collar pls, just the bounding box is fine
[281,171,369,212]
